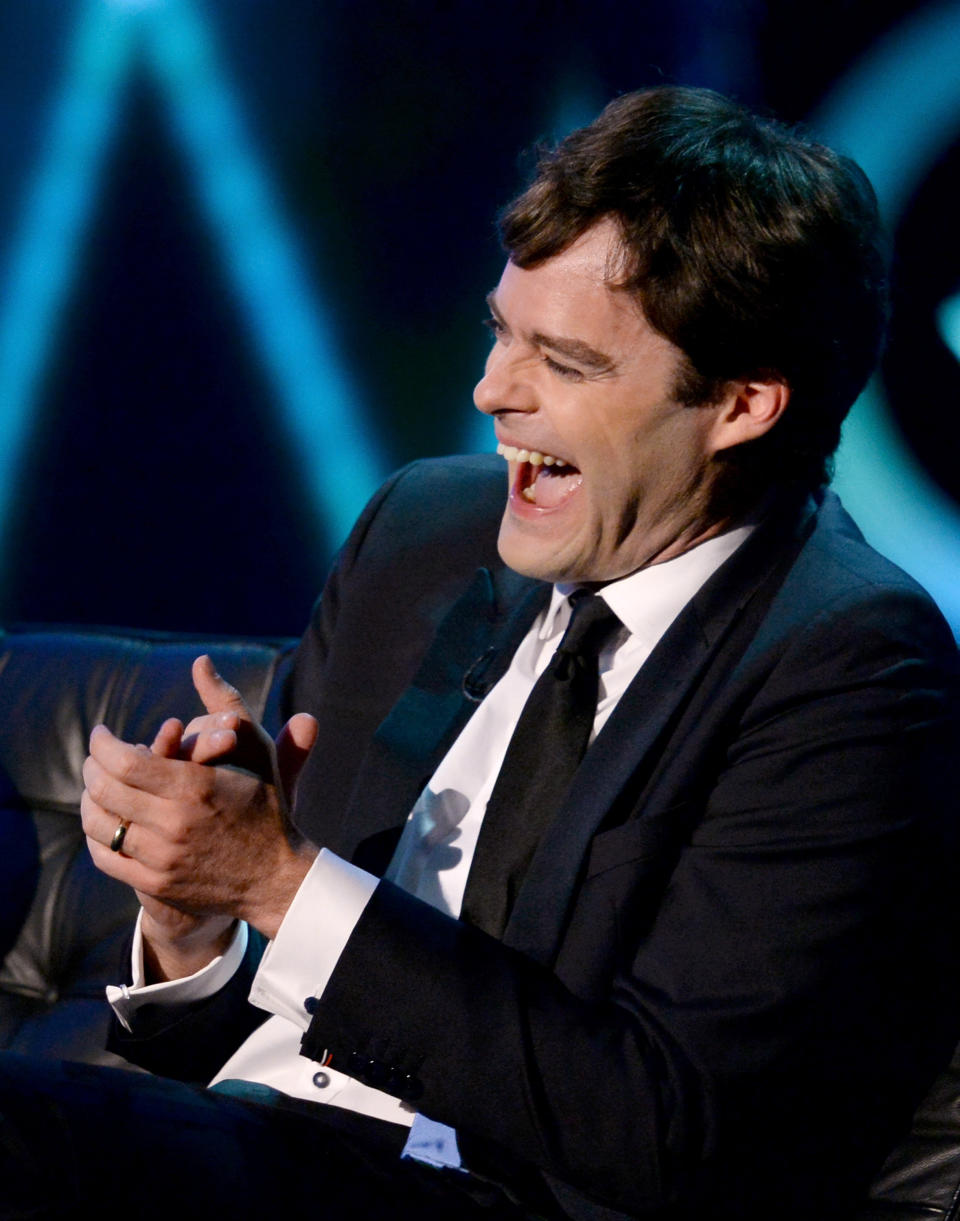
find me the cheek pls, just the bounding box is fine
[583,426,698,533]
[584,432,648,504]
[581,472,642,555]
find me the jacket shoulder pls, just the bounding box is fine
[754,489,958,659]
[353,453,506,552]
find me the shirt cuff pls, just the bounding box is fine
[106,909,248,1032]
[247,848,378,1030]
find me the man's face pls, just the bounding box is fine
[474,220,731,584]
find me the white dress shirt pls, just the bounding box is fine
[108,524,751,1145]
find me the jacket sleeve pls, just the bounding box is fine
[106,928,270,1083]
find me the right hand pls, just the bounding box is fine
[137,713,235,981]
[134,656,318,980]
[176,656,317,811]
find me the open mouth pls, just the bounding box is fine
[497,442,583,509]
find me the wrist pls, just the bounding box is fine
[243,840,319,941]
[141,913,237,983]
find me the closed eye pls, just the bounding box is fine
[542,353,585,380]
[484,312,585,380]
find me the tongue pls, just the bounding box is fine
[532,465,582,508]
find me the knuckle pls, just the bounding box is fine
[192,770,217,805]
[79,790,97,829]
[115,751,139,784]
[167,815,191,846]
[155,846,177,875]
[86,770,109,806]
[85,835,112,870]
[154,850,185,887]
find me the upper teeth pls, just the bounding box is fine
[497,443,565,467]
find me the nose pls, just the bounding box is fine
[473,343,536,418]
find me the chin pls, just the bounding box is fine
[497,529,562,583]
[496,524,593,584]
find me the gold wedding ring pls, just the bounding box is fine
[109,819,129,853]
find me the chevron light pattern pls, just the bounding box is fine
[0,0,384,554]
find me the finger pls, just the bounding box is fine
[151,718,184,759]
[192,655,251,720]
[275,712,319,804]
[182,709,240,739]
[81,788,137,858]
[86,830,163,895]
[180,708,241,763]
[82,785,192,879]
[82,753,160,824]
[187,675,273,778]
[80,787,116,842]
[181,725,238,765]
[88,725,191,802]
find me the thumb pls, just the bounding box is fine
[275,713,319,807]
[192,655,250,719]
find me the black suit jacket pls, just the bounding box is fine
[114,455,960,1221]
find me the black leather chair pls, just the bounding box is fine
[0,621,958,1216]
[0,623,296,1068]
[856,1060,960,1219]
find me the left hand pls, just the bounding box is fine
[81,670,319,941]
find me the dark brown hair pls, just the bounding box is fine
[500,87,889,500]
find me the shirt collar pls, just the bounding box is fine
[541,523,755,651]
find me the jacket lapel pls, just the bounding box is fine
[504,493,817,963]
[340,565,549,870]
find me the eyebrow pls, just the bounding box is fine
[486,291,617,374]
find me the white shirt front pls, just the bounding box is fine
[108,524,751,1129]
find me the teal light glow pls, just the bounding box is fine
[938,291,960,362]
[815,0,960,631]
[0,0,384,554]
[141,0,383,545]
[0,2,132,551]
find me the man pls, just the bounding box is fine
[5,87,959,1220]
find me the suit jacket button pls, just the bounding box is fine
[386,1068,420,1100]
[400,1074,423,1101]
[365,1060,389,1088]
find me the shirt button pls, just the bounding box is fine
[312,1070,330,1089]
[304,996,320,1015]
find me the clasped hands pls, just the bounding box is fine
[81,656,319,981]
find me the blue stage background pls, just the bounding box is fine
[0,0,957,637]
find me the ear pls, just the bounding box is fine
[708,378,791,454]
